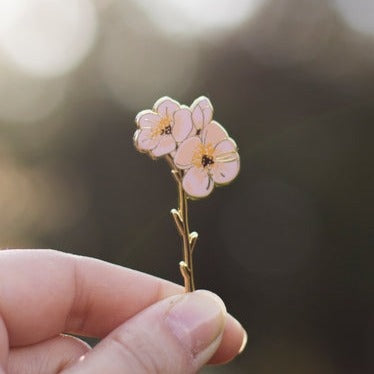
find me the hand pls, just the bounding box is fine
[0,249,246,373]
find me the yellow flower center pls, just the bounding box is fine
[192,143,215,169]
[151,117,172,138]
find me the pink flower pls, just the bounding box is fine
[174,121,240,198]
[175,96,213,138]
[190,96,213,135]
[134,97,193,158]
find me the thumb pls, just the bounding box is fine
[61,290,226,374]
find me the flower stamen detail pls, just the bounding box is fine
[161,125,172,135]
[201,155,214,167]
[152,117,172,138]
[192,143,215,169]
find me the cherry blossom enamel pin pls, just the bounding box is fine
[134,96,240,292]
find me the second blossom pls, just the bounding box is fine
[134,97,193,157]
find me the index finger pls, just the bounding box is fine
[0,249,181,346]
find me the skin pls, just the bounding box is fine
[0,249,246,373]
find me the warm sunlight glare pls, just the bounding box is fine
[0,0,98,78]
[133,0,265,37]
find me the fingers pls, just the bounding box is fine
[0,249,181,346]
[62,291,226,374]
[8,335,90,374]
[208,315,247,365]
[0,249,246,366]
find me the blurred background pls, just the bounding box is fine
[0,0,373,372]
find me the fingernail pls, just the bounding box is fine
[165,290,226,357]
[239,328,248,354]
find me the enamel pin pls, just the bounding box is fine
[134,96,240,292]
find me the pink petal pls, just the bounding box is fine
[134,129,159,152]
[214,138,238,159]
[174,136,201,169]
[212,138,239,184]
[202,121,228,146]
[212,159,240,185]
[151,134,176,157]
[182,166,214,198]
[173,107,193,142]
[136,110,161,129]
[154,97,180,117]
[191,96,213,130]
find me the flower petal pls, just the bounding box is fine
[154,97,180,117]
[174,136,201,169]
[202,121,228,146]
[136,110,161,129]
[134,129,160,152]
[212,138,239,184]
[214,138,238,160]
[182,166,214,198]
[191,96,213,130]
[212,159,240,185]
[173,107,193,142]
[151,135,176,157]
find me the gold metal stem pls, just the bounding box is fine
[166,155,197,292]
[178,182,195,292]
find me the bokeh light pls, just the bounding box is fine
[132,0,266,37]
[332,0,374,36]
[0,0,98,78]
